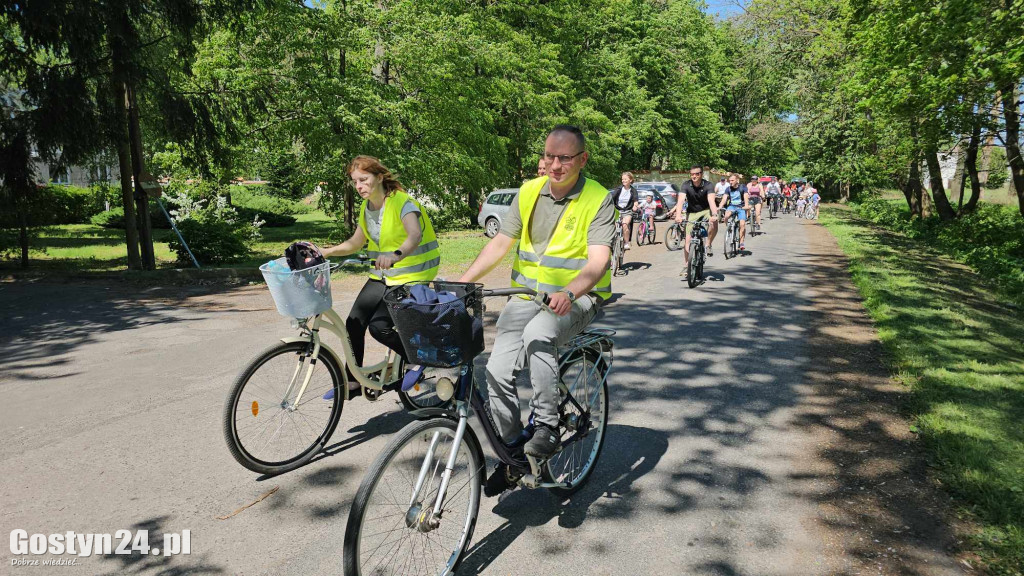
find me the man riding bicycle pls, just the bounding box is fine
[458,125,615,493]
[722,174,751,251]
[669,165,717,275]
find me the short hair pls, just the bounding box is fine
[621,171,635,180]
[549,124,585,150]
[690,165,703,172]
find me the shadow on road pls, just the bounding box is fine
[98,515,224,575]
[0,282,256,384]
[457,424,668,575]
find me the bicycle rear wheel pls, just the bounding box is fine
[544,347,609,497]
[224,341,343,475]
[344,417,483,576]
[665,224,684,251]
[397,359,450,411]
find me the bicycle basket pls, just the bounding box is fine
[383,281,484,368]
[260,257,333,318]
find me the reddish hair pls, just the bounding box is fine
[347,155,404,196]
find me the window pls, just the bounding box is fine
[500,193,514,205]
[487,194,502,204]
[50,165,71,185]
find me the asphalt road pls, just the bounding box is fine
[0,211,964,575]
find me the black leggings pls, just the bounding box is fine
[346,279,406,366]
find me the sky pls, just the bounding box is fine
[703,0,748,19]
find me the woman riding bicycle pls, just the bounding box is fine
[746,176,763,228]
[608,171,638,249]
[320,155,441,393]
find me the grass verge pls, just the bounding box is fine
[819,205,1024,575]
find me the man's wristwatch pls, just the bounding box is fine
[393,249,403,257]
[562,289,576,303]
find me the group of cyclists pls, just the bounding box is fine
[608,167,820,277]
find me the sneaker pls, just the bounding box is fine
[706,247,713,258]
[623,242,630,250]
[484,463,522,497]
[524,423,560,458]
[680,266,688,277]
[401,365,425,391]
[739,243,746,251]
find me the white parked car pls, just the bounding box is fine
[477,188,518,237]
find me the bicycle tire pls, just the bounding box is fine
[665,224,683,251]
[613,235,624,275]
[687,242,700,288]
[344,417,483,576]
[543,347,610,497]
[224,340,343,475]
[647,221,656,244]
[636,222,646,246]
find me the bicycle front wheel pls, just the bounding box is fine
[665,224,683,251]
[613,236,624,275]
[687,242,700,288]
[544,347,609,497]
[344,417,483,576]
[224,341,343,475]
[646,221,656,244]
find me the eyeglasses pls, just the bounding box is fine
[689,171,702,176]
[543,151,584,164]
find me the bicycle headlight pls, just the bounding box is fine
[436,377,455,402]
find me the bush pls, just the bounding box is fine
[231,185,314,214]
[168,211,250,265]
[0,185,113,228]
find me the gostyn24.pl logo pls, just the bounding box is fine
[10,529,191,562]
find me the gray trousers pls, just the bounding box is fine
[485,295,599,442]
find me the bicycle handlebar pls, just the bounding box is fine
[482,286,551,306]
[338,256,375,266]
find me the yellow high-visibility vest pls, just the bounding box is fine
[511,176,612,299]
[358,190,440,285]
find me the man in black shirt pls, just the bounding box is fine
[669,165,719,272]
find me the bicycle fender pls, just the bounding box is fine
[279,336,343,369]
[407,407,459,420]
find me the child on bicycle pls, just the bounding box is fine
[637,193,657,234]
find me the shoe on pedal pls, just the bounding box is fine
[524,423,560,459]
[484,463,521,497]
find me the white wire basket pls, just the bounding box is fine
[259,257,334,318]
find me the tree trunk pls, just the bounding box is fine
[1001,85,1024,217]
[126,81,155,270]
[904,124,924,218]
[924,139,956,220]
[18,198,29,268]
[109,64,142,270]
[964,122,982,213]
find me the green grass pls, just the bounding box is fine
[820,206,1024,575]
[0,211,497,276]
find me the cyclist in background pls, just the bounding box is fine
[746,176,763,229]
[766,177,782,215]
[809,184,821,218]
[714,176,728,197]
[609,171,638,250]
[722,174,750,251]
[670,165,717,274]
[637,192,657,237]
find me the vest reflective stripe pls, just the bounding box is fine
[359,190,440,286]
[510,176,612,300]
[380,256,441,277]
[516,249,587,270]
